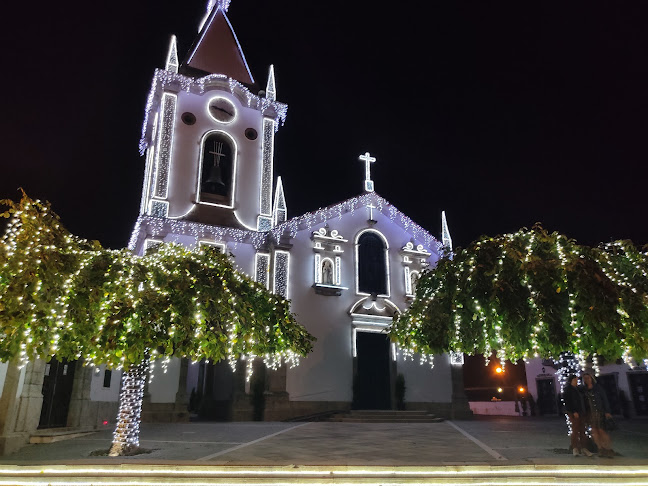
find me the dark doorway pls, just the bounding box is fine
[354,332,391,410]
[536,377,557,415]
[628,372,648,416]
[39,358,76,428]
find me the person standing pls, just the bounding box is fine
[563,375,592,456]
[582,372,615,457]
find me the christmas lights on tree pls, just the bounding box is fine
[391,224,648,368]
[0,193,314,456]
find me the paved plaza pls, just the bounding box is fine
[1,416,647,466]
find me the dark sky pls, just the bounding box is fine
[2,1,647,249]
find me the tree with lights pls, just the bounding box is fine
[390,224,648,428]
[0,194,314,456]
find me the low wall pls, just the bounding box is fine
[469,401,520,416]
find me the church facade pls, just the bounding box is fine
[126,0,470,421]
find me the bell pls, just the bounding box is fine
[205,163,226,192]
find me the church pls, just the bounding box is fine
[126,0,471,421]
[0,0,471,455]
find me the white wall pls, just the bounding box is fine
[90,365,121,402]
[286,206,450,403]
[147,357,181,403]
[166,88,265,229]
[398,353,452,403]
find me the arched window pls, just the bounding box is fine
[357,231,388,295]
[199,132,235,205]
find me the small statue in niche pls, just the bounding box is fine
[411,272,420,294]
[322,260,334,285]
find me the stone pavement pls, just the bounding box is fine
[0,416,646,466]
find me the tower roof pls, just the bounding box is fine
[185,5,255,84]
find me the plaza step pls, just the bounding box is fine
[328,409,444,423]
[29,426,97,444]
[2,464,645,485]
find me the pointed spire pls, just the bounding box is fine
[188,3,254,83]
[266,65,276,101]
[441,210,453,255]
[165,35,179,73]
[273,177,287,226]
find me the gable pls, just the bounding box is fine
[271,192,441,257]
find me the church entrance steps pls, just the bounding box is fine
[328,410,444,423]
[1,464,646,485]
[29,427,97,444]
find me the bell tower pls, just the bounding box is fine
[138,0,287,231]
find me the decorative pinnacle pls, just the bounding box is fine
[165,35,178,73]
[441,210,453,253]
[266,65,276,101]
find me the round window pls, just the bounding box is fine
[207,97,236,123]
[245,128,258,140]
[181,112,196,125]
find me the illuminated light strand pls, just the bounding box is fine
[522,232,543,358]
[258,118,276,231]
[109,356,148,456]
[269,192,441,254]
[151,92,177,200]
[139,70,287,156]
[129,216,269,252]
[273,250,290,298]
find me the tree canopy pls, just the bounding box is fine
[0,193,314,371]
[390,225,648,365]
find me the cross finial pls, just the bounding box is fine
[359,152,376,192]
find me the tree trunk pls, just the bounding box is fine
[556,352,582,438]
[108,359,148,456]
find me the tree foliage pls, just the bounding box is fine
[391,225,648,363]
[0,193,314,370]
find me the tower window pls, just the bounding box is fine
[357,231,388,295]
[200,133,234,204]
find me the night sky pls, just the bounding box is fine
[2,1,647,250]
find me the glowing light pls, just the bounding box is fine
[273,250,289,298]
[270,192,441,253]
[254,253,270,289]
[441,210,453,256]
[152,92,177,200]
[265,64,276,101]
[449,351,464,366]
[497,387,503,393]
[495,366,503,374]
[272,176,287,226]
[358,152,376,192]
[149,200,169,218]
[165,35,178,73]
[258,118,275,229]
[139,70,287,156]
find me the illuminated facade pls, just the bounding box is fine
[126,0,469,420]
